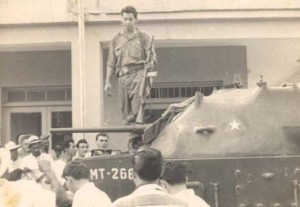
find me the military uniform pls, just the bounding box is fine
[112,184,188,207]
[107,29,157,124]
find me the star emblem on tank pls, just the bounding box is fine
[229,120,240,130]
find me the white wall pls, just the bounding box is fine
[1,0,300,24]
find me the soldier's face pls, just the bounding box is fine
[121,12,137,31]
[97,136,109,149]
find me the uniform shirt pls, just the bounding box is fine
[175,189,210,207]
[107,29,157,73]
[20,153,53,180]
[72,182,111,207]
[112,184,188,207]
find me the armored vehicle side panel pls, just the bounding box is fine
[68,84,300,206]
[83,155,300,206]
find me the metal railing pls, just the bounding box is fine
[149,81,223,99]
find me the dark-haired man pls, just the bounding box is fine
[95,133,109,150]
[91,133,111,156]
[53,138,76,184]
[112,146,187,207]
[76,139,90,158]
[104,5,157,126]
[63,160,111,207]
[161,162,210,207]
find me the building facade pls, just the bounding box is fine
[1,0,300,150]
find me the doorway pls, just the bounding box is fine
[5,106,72,146]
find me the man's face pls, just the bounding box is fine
[10,149,19,161]
[66,142,77,157]
[121,12,137,31]
[22,139,30,153]
[97,136,109,149]
[41,139,49,147]
[54,144,62,158]
[78,143,89,157]
[30,143,41,157]
[41,138,49,151]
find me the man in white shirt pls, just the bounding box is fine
[5,141,22,173]
[0,147,56,207]
[53,138,77,184]
[62,160,111,207]
[40,134,57,160]
[161,161,210,207]
[21,135,53,181]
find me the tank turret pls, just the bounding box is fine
[147,83,300,158]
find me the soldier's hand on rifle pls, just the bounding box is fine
[104,81,112,96]
[145,60,155,70]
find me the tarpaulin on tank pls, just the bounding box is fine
[148,84,300,158]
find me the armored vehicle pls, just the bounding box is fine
[52,82,300,207]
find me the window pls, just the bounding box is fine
[6,87,71,103]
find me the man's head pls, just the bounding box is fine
[40,135,50,151]
[76,139,89,158]
[132,146,163,185]
[161,162,187,193]
[53,144,62,159]
[95,133,109,149]
[27,136,42,157]
[120,6,138,32]
[17,134,32,153]
[62,138,76,157]
[5,141,20,161]
[63,160,90,193]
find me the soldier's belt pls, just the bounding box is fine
[118,65,144,77]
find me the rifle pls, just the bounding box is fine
[136,35,154,124]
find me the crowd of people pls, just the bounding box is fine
[0,133,210,207]
[0,4,211,207]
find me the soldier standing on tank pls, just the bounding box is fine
[104,6,157,145]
